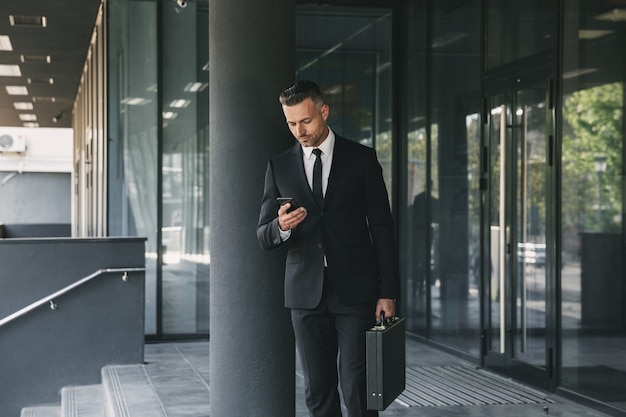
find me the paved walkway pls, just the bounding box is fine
[145,339,616,417]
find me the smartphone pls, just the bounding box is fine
[277,197,301,212]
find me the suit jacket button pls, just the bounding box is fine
[317,243,323,249]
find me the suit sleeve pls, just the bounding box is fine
[365,149,401,300]
[256,160,284,250]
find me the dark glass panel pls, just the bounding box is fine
[561,1,625,410]
[429,0,482,355]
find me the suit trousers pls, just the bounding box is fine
[291,273,378,417]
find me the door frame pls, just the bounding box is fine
[480,57,558,391]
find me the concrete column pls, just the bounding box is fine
[209,1,295,416]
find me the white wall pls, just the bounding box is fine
[0,127,72,224]
[0,127,72,173]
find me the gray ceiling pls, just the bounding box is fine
[0,0,100,128]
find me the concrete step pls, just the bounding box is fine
[20,405,60,417]
[61,385,105,417]
[20,342,210,417]
[140,344,210,417]
[101,365,167,417]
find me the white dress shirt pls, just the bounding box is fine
[280,129,335,241]
[301,129,335,197]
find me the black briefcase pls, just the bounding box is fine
[365,315,406,410]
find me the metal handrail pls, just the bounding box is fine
[0,267,145,328]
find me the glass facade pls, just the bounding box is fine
[401,0,483,354]
[68,0,626,411]
[107,0,159,334]
[106,0,209,338]
[428,0,482,353]
[483,71,555,386]
[561,1,626,408]
[160,1,209,336]
[485,0,556,69]
[295,6,393,193]
[401,0,429,336]
[480,0,558,389]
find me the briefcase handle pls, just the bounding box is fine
[374,312,401,330]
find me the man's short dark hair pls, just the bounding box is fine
[279,80,325,107]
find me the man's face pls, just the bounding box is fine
[282,98,329,148]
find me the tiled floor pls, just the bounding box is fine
[145,339,619,417]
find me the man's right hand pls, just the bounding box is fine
[278,203,307,231]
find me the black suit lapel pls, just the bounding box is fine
[290,144,308,186]
[324,136,347,204]
[288,144,319,209]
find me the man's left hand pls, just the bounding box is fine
[375,298,396,321]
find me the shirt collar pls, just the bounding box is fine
[302,128,335,159]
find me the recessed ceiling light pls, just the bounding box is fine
[324,85,352,95]
[563,68,599,79]
[579,29,613,39]
[9,15,47,27]
[184,82,208,92]
[595,8,626,21]
[20,54,51,64]
[32,96,56,103]
[163,111,178,119]
[121,97,152,106]
[19,114,37,121]
[5,86,28,95]
[23,122,39,128]
[0,35,13,51]
[169,99,191,108]
[13,102,34,110]
[27,77,54,85]
[432,32,468,48]
[0,64,22,76]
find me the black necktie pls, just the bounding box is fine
[312,148,323,207]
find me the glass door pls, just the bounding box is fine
[483,67,556,389]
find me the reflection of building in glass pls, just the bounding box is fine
[0,0,624,415]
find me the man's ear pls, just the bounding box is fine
[321,103,330,121]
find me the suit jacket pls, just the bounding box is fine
[257,135,400,309]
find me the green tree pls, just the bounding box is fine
[562,82,623,233]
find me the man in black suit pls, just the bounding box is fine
[257,80,400,417]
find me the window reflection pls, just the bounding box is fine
[107,0,159,335]
[161,0,209,336]
[108,0,209,338]
[295,5,393,194]
[402,0,482,353]
[402,1,429,334]
[561,1,625,410]
[427,0,482,354]
[485,0,556,69]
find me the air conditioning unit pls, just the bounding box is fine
[0,134,26,153]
